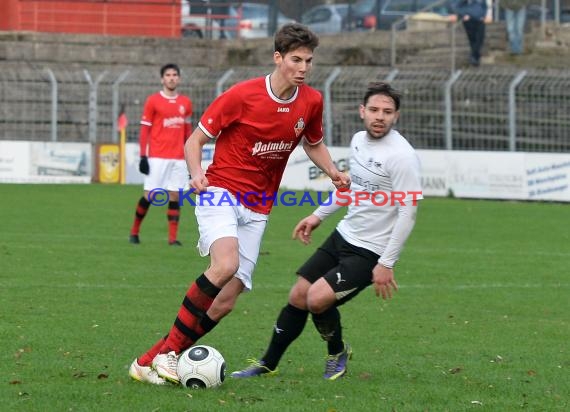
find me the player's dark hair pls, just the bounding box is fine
[274,23,319,55]
[363,82,401,111]
[160,63,180,77]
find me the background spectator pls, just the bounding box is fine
[452,0,488,66]
[501,0,530,55]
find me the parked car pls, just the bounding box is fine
[181,1,223,39]
[227,3,295,39]
[182,2,294,39]
[346,0,453,31]
[301,3,350,34]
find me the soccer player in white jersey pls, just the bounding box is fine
[231,81,423,380]
[128,23,350,385]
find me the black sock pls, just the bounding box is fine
[199,314,218,334]
[139,196,150,206]
[261,304,309,370]
[312,307,343,355]
[196,274,221,298]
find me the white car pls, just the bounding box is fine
[181,2,294,39]
[181,1,223,39]
[301,3,349,34]
[227,3,295,39]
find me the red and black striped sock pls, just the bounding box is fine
[159,274,221,354]
[130,196,150,236]
[138,335,167,367]
[167,201,180,243]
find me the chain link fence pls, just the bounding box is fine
[1,63,568,152]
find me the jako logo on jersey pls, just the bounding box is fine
[277,107,290,112]
[294,117,305,137]
[163,116,185,128]
[252,140,294,156]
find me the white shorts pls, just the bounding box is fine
[195,186,268,291]
[143,158,188,192]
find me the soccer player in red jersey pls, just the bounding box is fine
[128,23,350,385]
[128,63,192,246]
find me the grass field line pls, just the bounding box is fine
[2,282,569,290]
[2,232,569,258]
[411,246,570,257]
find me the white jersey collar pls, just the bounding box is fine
[160,91,178,99]
[265,74,298,104]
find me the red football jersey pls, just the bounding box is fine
[140,91,192,159]
[199,75,324,214]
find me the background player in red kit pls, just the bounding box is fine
[128,23,350,385]
[128,63,192,246]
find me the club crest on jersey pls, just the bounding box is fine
[366,157,382,169]
[294,118,305,138]
[179,105,186,115]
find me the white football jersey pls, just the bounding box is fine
[334,129,423,258]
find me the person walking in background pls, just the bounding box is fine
[128,23,350,385]
[501,0,530,55]
[231,82,423,381]
[452,0,488,66]
[129,63,192,246]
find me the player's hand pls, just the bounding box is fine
[331,171,351,191]
[189,173,209,194]
[292,214,321,245]
[372,264,398,300]
[139,156,150,175]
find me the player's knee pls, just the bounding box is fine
[307,291,332,314]
[168,191,179,202]
[289,290,308,309]
[307,280,335,314]
[206,272,234,288]
[210,260,239,281]
[288,278,310,309]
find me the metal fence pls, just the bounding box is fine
[1,63,568,152]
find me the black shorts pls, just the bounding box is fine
[297,230,380,306]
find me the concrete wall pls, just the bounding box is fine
[1,21,568,70]
[0,29,443,69]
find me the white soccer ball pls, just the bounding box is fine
[177,345,226,389]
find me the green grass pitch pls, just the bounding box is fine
[1,184,568,411]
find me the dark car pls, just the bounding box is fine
[346,0,453,31]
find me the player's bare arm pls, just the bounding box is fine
[372,264,399,300]
[185,128,210,193]
[292,214,322,245]
[302,140,351,190]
